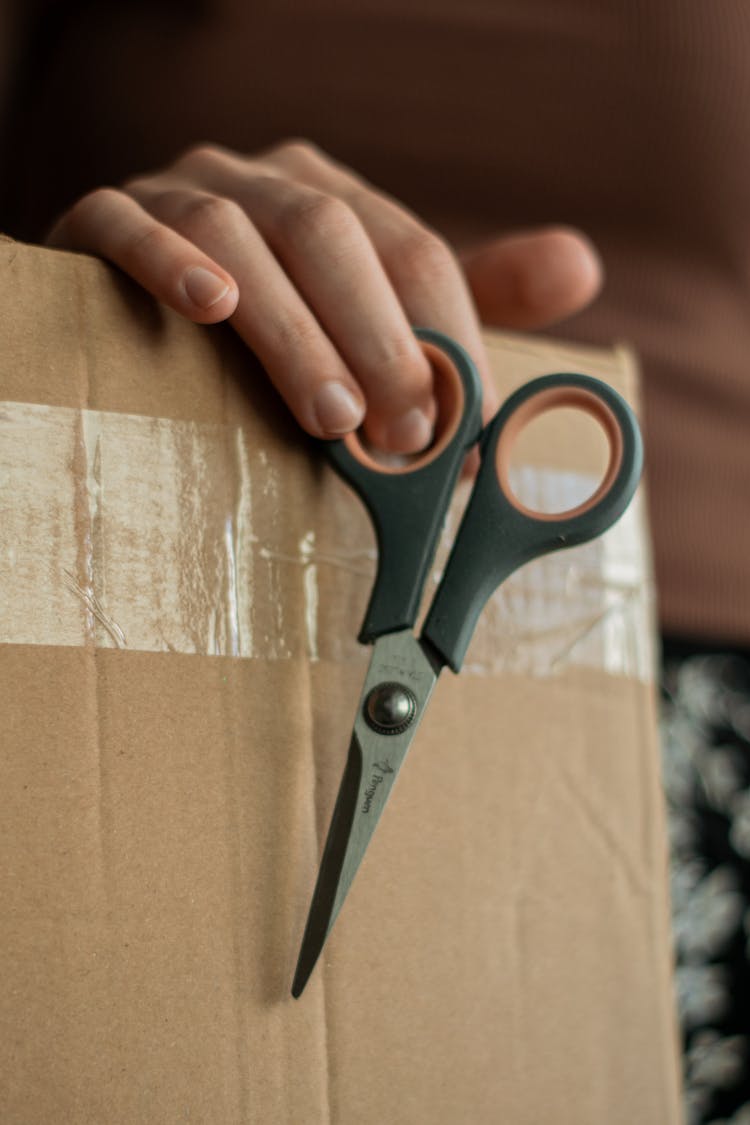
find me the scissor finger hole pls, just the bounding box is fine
[342,341,465,475]
[496,386,624,520]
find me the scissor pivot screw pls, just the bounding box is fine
[364,682,417,736]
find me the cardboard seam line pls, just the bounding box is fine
[219,358,255,1123]
[71,374,112,917]
[70,260,110,903]
[313,677,335,1125]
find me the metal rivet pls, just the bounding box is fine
[363,682,418,736]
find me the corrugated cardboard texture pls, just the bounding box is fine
[0,237,682,1124]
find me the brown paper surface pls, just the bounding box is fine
[0,237,682,1123]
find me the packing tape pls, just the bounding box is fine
[0,402,653,680]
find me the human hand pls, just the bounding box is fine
[47,140,602,452]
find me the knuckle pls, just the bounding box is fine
[279,190,359,246]
[269,137,325,169]
[64,187,124,238]
[174,141,231,176]
[177,193,247,237]
[69,186,121,221]
[125,222,173,260]
[396,228,457,288]
[374,334,433,396]
[121,175,151,197]
[135,186,185,214]
[267,310,323,359]
[246,172,284,199]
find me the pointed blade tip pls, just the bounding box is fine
[291,948,317,998]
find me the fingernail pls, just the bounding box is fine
[313,382,366,434]
[384,407,433,452]
[183,266,232,308]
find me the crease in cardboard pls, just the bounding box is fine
[231,424,253,657]
[258,544,375,576]
[62,568,127,648]
[69,285,112,907]
[545,754,654,900]
[299,530,319,662]
[0,401,652,680]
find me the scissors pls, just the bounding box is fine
[292,327,643,998]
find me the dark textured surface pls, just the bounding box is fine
[661,642,750,1124]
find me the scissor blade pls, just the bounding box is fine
[291,731,365,999]
[292,630,440,998]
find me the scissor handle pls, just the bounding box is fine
[325,327,483,643]
[421,372,644,672]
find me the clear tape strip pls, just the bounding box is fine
[0,402,653,679]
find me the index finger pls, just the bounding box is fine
[260,143,500,423]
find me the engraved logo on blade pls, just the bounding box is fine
[361,760,395,813]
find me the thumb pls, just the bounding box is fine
[460,226,603,330]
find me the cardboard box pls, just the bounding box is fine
[0,237,682,1123]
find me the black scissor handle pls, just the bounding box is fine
[325,327,483,643]
[421,372,644,672]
